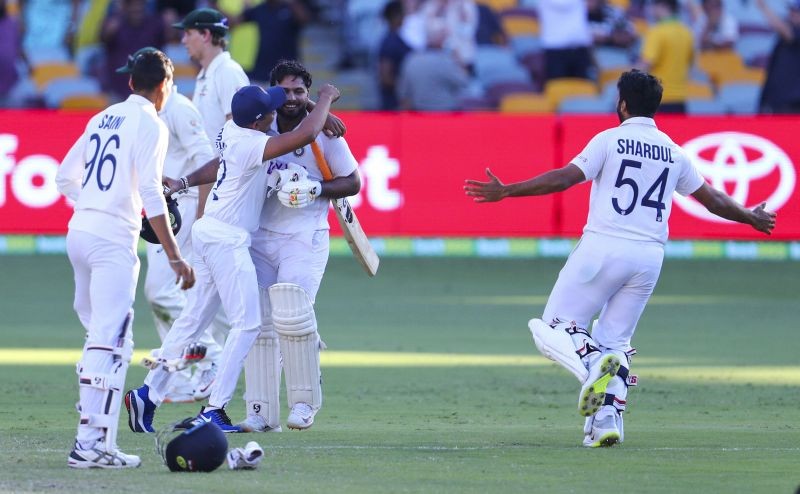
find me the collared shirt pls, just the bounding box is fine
[159,88,216,198]
[571,117,705,244]
[56,94,169,248]
[193,51,249,141]
[260,119,359,234]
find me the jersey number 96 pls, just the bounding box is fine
[83,133,119,191]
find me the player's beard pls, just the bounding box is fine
[277,103,306,120]
[616,100,625,123]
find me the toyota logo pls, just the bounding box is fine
[674,132,795,223]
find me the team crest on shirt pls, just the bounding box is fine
[293,147,305,157]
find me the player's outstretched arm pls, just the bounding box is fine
[164,157,221,196]
[691,182,777,235]
[147,214,196,289]
[464,164,585,203]
[262,84,340,161]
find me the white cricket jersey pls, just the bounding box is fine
[260,121,359,233]
[56,94,169,248]
[159,88,216,199]
[193,51,249,141]
[571,116,705,244]
[203,120,270,232]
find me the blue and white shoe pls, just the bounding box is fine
[199,407,242,433]
[125,385,156,433]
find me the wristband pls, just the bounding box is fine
[180,176,189,192]
[168,258,185,264]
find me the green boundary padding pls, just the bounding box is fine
[1,235,799,261]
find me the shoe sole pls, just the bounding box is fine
[68,451,141,469]
[235,424,283,433]
[163,396,196,404]
[286,420,313,431]
[584,431,621,448]
[124,390,153,433]
[578,355,621,417]
[68,460,142,469]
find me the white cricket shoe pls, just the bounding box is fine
[578,354,621,417]
[163,373,195,404]
[286,403,315,430]
[583,411,622,448]
[236,414,283,433]
[192,362,217,401]
[67,444,141,469]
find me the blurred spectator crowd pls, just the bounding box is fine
[1,0,799,114]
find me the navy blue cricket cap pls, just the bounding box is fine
[172,8,228,35]
[231,85,287,127]
[116,46,160,74]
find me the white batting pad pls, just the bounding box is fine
[243,287,282,428]
[269,283,321,409]
[77,310,133,453]
[528,318,589,383]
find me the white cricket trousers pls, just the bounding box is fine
[144,216,260,408]
[144,196,223,368]
[249,228,329,300]
[542,231,664,351]
[66,230,138,446]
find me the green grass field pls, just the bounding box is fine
[0,254,798,493]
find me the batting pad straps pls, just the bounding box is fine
[270,283,322,410]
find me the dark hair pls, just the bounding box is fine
[383,0,403,21]
[210,31,228,49]
[654,0,679,12]
[617,70,662,117]
[269,59,312,88]
[131,50,173,92]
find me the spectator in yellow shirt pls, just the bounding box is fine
[639,0,694,113]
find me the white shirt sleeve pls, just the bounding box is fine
[174,101,217,170]
[571,131,609,182]
[56,132,87,202]
[135,117,169,218]
[323,136,359,178]
[675,151,705,196]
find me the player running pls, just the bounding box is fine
[56,49,195,468]
[464,70,776,448]
[126,82,340,433]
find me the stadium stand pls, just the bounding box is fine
[0,0,797,115]
[544,78,599,108]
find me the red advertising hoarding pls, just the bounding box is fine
[0,110,797,240]
[559,116,800,240]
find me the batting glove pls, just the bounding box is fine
[227,441,264,470]
[278,178,322,208]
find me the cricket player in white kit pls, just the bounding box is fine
[126,82,340,433]
[237,60,362,433]
[117,47,222,403]
[56,49,195,468]
[172,7,250,397]
[464,70,776,448]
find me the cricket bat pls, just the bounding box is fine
[311,141,379,276]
